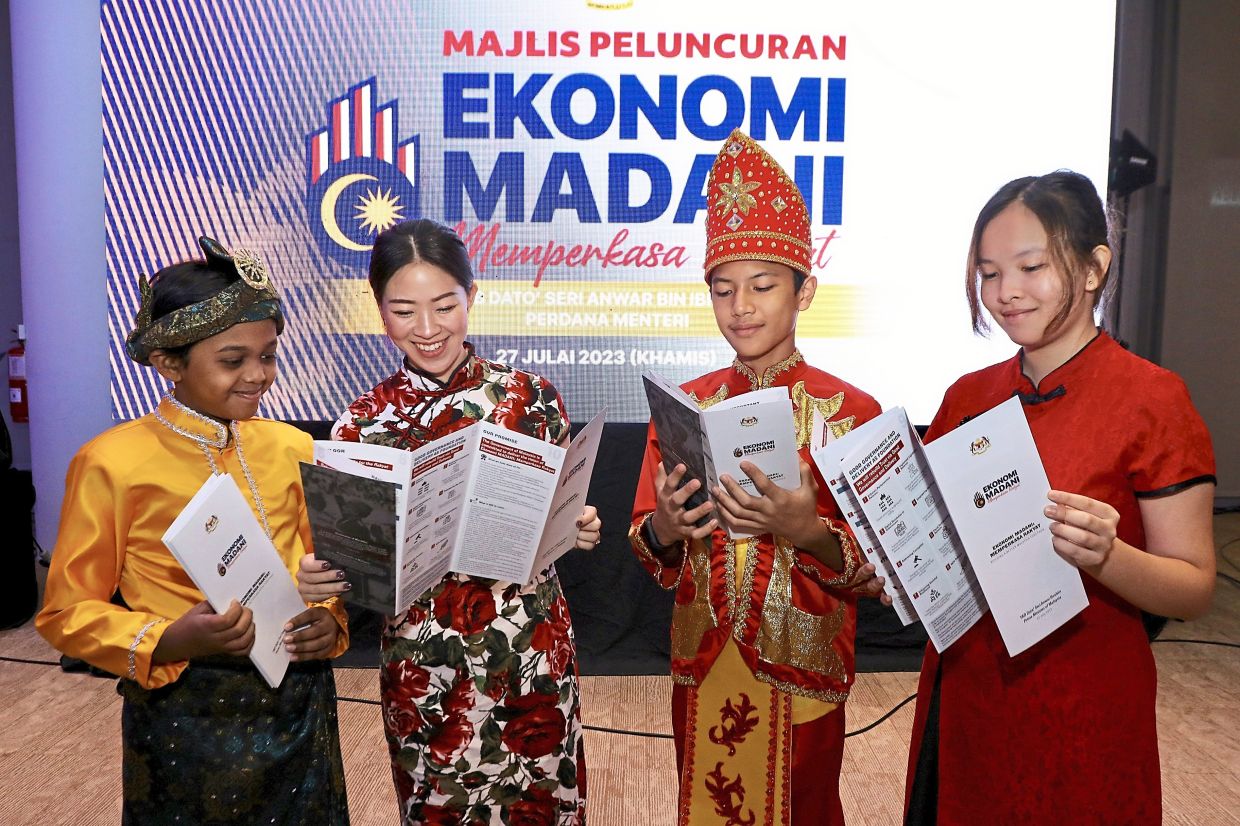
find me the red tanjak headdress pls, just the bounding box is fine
[703,129,812,281]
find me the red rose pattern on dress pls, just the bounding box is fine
[337,350,585,825]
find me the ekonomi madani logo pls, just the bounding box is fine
[306,77,421,268]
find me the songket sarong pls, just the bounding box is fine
[118,655,349,825]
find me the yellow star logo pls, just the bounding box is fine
[354,187,405,235]
[714,168,760,216]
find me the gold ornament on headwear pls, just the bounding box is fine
[124,236,284,365]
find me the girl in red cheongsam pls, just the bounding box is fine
[904,170,1216,825]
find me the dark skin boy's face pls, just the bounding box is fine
[709,259,816,376]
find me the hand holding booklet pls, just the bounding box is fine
[642,370,801,538]
[161,473,309,688]
[300,411,605,616]
[810,397,1088,656]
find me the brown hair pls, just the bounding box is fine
[966,170,1117,335]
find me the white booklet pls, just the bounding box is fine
[811,397,1087,656]
[161,473,309,688]
[300,411,605,616]
[642,370,801,539]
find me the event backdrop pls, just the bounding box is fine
[103,0,1116,423]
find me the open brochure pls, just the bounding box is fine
[642,370,801,539]
[300,411,604,616]
[810,397,1088,656]
[161,473,309,688]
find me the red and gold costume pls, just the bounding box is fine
[904,332,1216,825]
[629,130,881,826]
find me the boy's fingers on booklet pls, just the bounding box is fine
[221,621,256,656]
[210,604,255,655]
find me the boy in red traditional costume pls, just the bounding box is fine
[629,129,882,825]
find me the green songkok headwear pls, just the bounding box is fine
[125,236,285,365]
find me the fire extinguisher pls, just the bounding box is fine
[7,324,27,424]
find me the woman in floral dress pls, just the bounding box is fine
[302,219,600,825]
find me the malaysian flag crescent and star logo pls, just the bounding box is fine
[306,77,422,267]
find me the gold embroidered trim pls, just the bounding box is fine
[732,539,761,642]
[732,350,804,391]
[790,383,846,449]
[754,670,850,704]
[127,617,166,680]
[671,539,718,664]
[754,537,847,680]
[672,662,851,702]
[723,536,739,634]
[690,384,730,410]
[801,519,860,587]
[629,514,686,591]
[706,229,811,252]
[706,251,812,280]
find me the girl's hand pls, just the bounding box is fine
[283,606,339,661]
[574,505,603,550]
[712,460,821,546]
[298,553,350,601]
[153,599,255,663]
[650,462,717,545]
[1044,489,1120,570]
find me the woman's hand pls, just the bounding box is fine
[153,599,255,663]
[574,505,602,550]
[283,606,340,661]
[1044,489,1120,570]
[298,553,350,601]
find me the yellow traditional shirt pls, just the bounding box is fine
[36,397,348,689]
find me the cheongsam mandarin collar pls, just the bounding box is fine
[732,349,804,391]
[1013,329,1106,406]
[155,394,231,447]
[400,342,484,396]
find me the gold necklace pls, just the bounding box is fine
[153,393,273,538]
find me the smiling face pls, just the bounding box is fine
[379,260,476,381]
[709,259,815,376]
[151,319,279,422]
[977,201,1101,364]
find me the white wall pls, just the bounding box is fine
[10,1,111,547]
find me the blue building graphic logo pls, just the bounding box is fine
[306,78,421,267]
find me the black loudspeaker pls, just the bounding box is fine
[0,465,38,629]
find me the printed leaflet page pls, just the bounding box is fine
[840,408,987,652]
[922,396,1088,656]
[451,422,564,583]
[810,411,917,624]
[404,429,475,605]
[530,410,605,579]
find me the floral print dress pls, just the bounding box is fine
[334,346,586,825]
